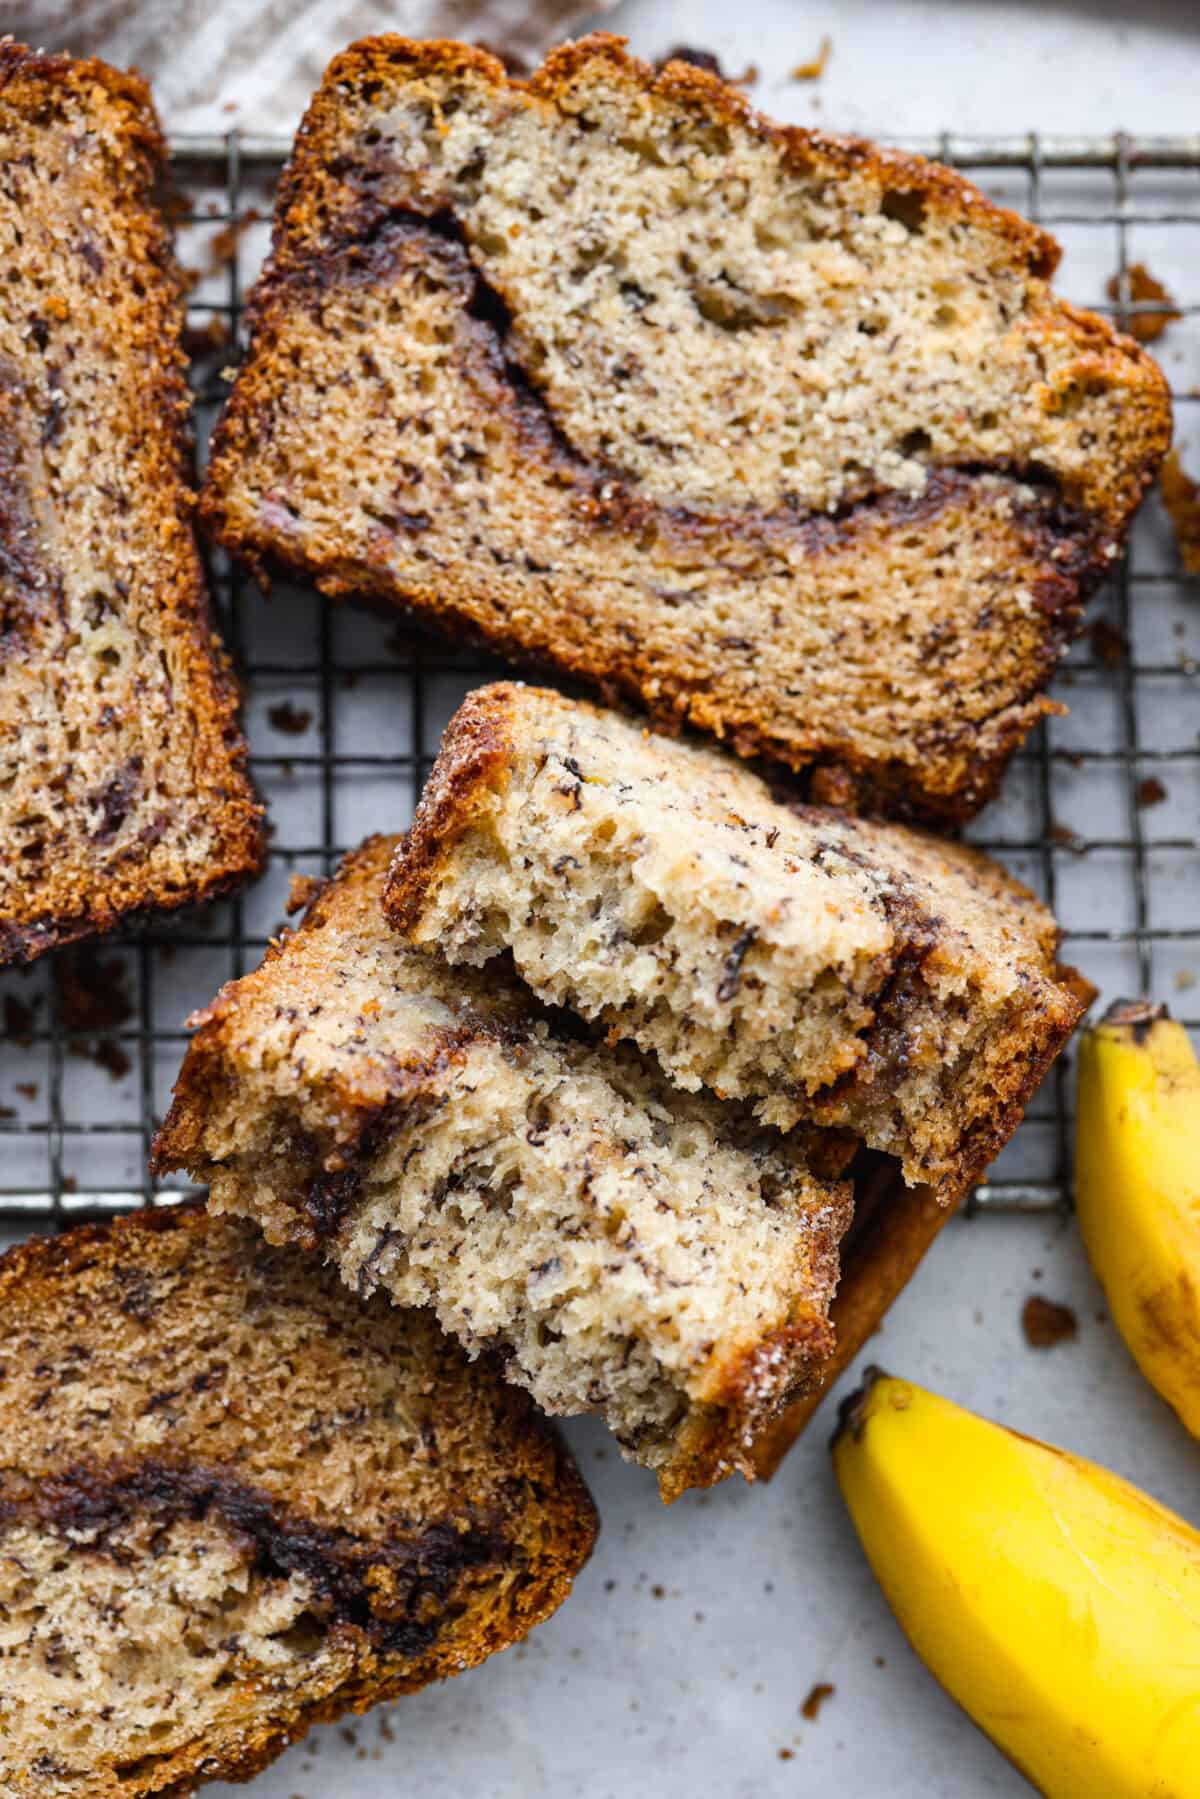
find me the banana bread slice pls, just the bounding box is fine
[0,44,262,965]
[200,33,1169,822]
[386,684,1092,1202]
[0,1204,595,1799]
[153,835,853,1502]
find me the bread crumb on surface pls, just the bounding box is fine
[267,700,313,735]
[800,1681,835,1720]
[791,36,832,80]
[1161,450,1200,573]
[1136,776,1168,809]
[1021,1294,1078,1348]
[1088,616,1128,669]
[1106,262,1180,344]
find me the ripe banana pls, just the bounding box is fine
[833,1371,1200,1797]
[1075,998,1200,1436]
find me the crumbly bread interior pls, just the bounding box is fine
[0,1206,595,1799]
[0,46,262,964]
[390,685,1089,1200]
[200,35,1169,819]
[153,837,851,1499]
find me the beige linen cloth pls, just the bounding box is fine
[9,0,614,133]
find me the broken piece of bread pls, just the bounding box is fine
[0,1204,595,1798]
[153,836,853,1501]
[200,33,1169,820]
[387,684,1092,1202]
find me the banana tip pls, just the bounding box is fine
[831,1364,891,1449]
[1099,997,1168,1040]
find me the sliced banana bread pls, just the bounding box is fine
[200,33,1169,822]
[0,1203,595,1799]
[386,684,1092,1202]
[0,44,262,965]
[153,835,853,1502]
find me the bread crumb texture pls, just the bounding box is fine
[154,836,853,1501]
[201,33,1169,821]
[0,44,262,966]
[388,684,1091,1201]
[0,1205,595,1797]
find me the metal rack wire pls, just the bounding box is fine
[0,131,1196,1230]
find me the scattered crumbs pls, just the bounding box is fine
[57,953,132,1035]
[694,1610,705,1623]
[1089,616,1128,669]
[56,953,134,1081]
[1175,969,1197,992]
[1021,1294,1078,1349]
[603,1578,617,1592]
[657,46,757,84]
[593,1446,608,1460]
[268,699,313,736]
[1136,776,1168,809]
[1106,263,1180,344]
[2,994,36,1045]
[763,1580,775,1594]
[1047,821,1083,851]
[472,40,531,77]
[801,1681,835,1721]
[208,208,261,273]
[181,313,231,356]
[61,1174,78,1194]
[873,1655,886,1668]
[377,1713,395,1744]
[1161,450,1200,574]
[1031,1266,1043,1280]
[651,1583,666,1599]
[15,1082,37,1101]
[792,36,832,80]
[0,1105,14,1120]
[285,874,322,916]
[339,1726,358,1748]
[1095,1310,1108,1325]
[92,1039,132,1080]
[778,1748,795,1761]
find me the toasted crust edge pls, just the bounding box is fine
[0,42,265,967]
[384,683,1095,1210]
[246,28,1172,530]
[199,32,1170,823]
[0,1202,598,1794]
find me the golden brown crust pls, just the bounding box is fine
[0,1203,596,1796]
[156,832,853,1504]
[0,43,264,967]
[199,33,1169,823]
[750,958,1097,1477]
[385,682,1093,1206]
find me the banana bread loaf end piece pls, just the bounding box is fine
[0,1204,595,1798]
[200,33,1169,821]
[386,684,1093,1202]
[0,45,262,965]
[153,835,853,1502]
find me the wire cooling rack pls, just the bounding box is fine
[0,130,1196,1230]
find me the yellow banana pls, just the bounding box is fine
[833,1370,1200,1798]
[1075,998,1200,1436]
